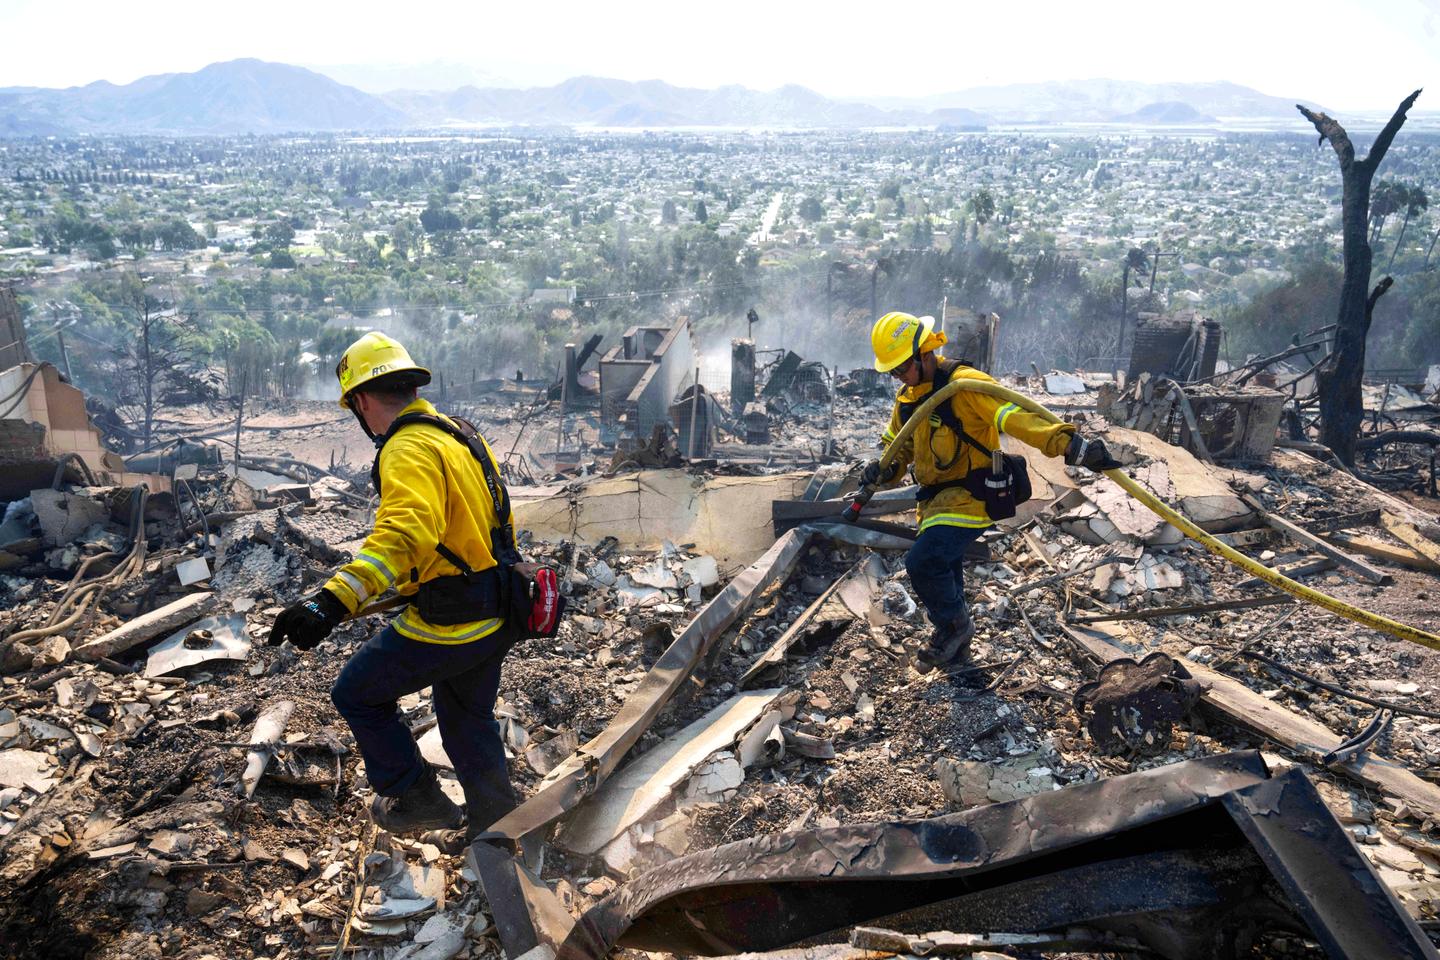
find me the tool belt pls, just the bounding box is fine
[417,545,564,638]
[901,360,1033,522]
[414,544,508,626]
[374,412,567,638]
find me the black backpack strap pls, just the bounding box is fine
[904,362,996,463]
[373,411,518,561]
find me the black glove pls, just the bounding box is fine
[268,589,347,650]
[1064,434,1122,472]
[860,459,900,487]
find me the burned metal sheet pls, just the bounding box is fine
[468,839,601,960]
[483,529,812,847]
[1219,773,1430,959]
[144,613,249,677]
[557,752,1436,960]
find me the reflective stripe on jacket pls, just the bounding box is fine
[325,397,504,644]
[879,357,1074,529]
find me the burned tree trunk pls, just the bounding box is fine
[1298,90,1421,465]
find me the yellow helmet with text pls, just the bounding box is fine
[335,331,432,409]
[870,311,946,373]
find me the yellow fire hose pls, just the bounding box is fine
[850,378,1440,652]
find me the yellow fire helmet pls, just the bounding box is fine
[870,311,946,373]
[335,331,432,408]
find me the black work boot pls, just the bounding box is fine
[369,762,464,835]
[915,606,976,673]
[421,778,522,857]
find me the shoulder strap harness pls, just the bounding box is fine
[896,358,993,468]
[371,412,520,572]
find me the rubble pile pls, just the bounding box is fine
[4,356,1440,958]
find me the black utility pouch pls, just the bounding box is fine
[963,451,1033,521]
[413,569,505,626]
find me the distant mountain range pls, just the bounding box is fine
[0,60,405,135]
[0,59,1326,136]
[865,79,1313,122]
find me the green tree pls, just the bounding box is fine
[694,199,708,223]
[420,197,461,233]
[798,196,824,222]
[1370,179,1405,242]
[969,189,996,227]
[263,220,296,247]
[661,199,678,225]
[1387,184,1428,271]
[903,217,933,249]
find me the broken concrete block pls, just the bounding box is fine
[0,749,52,789]
[418,726,454,771]
[1057,429,1252,545]
[350,916,409,938]
[684,752,744,801]
[935,758,993,808]
[29,489,111,547]
[413,909,469,945]
[20,716,73,742]
[586,559,617,586]
[147,830,193,857]
[985,752,1056,802]
[74,592,214,661]
[1109,427,1252,532]
[525,729,579,777]
[30,636,70,668]
[395,928,467,960]
[184,888,227,916]
[681,555,719,588]
[651,809,693,857]
[243,839,277,862]
[613,577,664,607]
[1043,372,1087,395]
[630,559,678,589]
[361,895,436,920]
[513,469,812,569]
[175,557,211,585]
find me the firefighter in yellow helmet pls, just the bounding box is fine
[865,312,1118,671]
[269,332,529,840]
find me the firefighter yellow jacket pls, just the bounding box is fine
[324,398,505,644]
[880,358,1074,532]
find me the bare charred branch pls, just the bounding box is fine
[1297,104,1354,168]
[1357,430,1440,452]
[1367,276,1394,314]
[1361,89,1423,175]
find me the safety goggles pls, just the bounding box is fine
[888,355,917,379]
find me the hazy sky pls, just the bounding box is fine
[2,0,1436,111]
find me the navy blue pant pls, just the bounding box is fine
[904,524,985,626]
[331,622,518,831]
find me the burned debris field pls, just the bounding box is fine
[2,304,1440,960]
